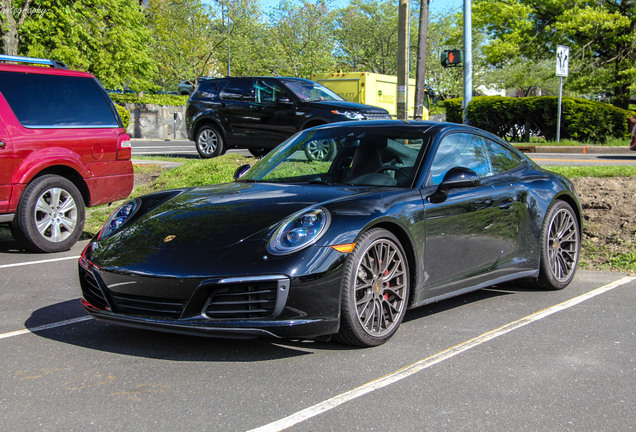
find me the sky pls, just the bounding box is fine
[258,0,464,16]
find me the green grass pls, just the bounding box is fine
[528,137,630,147]
[546,165,636,178]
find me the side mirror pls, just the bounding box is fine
[233,164,251,180]
[428,167,480,203]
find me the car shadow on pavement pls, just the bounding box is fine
[0,225,24,253]
[25,282,542,360]
[25,299,320,361]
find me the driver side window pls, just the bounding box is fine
[429,133,492,185]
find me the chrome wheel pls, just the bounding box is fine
[34,187,78,243]
[196,126,224,158]
[12,174,85,252]
[547,207,579,283]
[304,139,335,161]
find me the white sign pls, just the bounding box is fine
[556,45,569,77]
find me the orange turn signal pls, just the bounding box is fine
[330,243,356,253]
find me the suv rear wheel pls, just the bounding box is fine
[12,175,85,252]
[196,125,225,158]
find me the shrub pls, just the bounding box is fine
[115,105,130,129]
[110,93,189,106]
[444,96,635,143]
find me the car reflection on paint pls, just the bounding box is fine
[78,120,581,347]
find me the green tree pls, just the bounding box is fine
[334,0,400,74]
[146,0,220,88]
[474,0,636,108]
[13,0,156,90]
[217,0,269,76]
[263,0,337,77]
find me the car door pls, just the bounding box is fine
[218,78,256,145]
[420,132,519,298]
[0,116,12,213]
[250,79,298,146]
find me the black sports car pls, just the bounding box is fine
[79,121,581,347]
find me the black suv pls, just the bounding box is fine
[185,77,391,159]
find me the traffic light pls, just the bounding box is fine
[441,49,463,68]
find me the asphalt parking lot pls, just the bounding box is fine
[1,235,634,431]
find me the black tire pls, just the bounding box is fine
[335,228,410,347]
[11,175,85,253]
[249,148,270,158]
[196,125,225,158]
[304,139,336,161]
[534,200,580,290]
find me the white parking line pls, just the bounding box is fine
[0,316,92,340]
[0,256,79,269]
[247,276,636,432]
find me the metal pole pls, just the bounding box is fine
[463,0,472,124]
[414,0,430,120]
[557,76,563,142]
[397,0,409,120]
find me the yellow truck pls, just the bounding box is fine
[312,72,430,120]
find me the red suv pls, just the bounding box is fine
[0,55,133,252]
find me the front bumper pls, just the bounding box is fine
[78,258,343,340]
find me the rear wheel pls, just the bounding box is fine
[535,200,580,290]
[196,125,224,158]
[335,228,410,347]
[12,175,85,253]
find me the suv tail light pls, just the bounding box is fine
[117,133,131,160]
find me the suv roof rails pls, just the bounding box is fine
[0,54,69,69]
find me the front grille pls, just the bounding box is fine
[363,113,392,120]
[110,292,187,319]
[204,280,283,320]
[79,268,109,310]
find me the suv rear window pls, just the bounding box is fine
[0,71,119,128]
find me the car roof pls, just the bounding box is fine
[0,62,95,78]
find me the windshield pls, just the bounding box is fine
[281,79,344,102]
[239,125,428,188]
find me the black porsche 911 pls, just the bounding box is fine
[79,120,581,347]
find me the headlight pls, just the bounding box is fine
[331,110,365,120]
[268,207,331,255]
[99,198,140,239]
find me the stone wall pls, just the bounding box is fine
[123,103,188,140]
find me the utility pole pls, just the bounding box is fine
[462,0,472,124]
[397,0,410,120]
[414,0,430,120]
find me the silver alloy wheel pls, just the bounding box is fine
[197,129,219,156]
[547,207,579,282]
[354,238,408,337]
[34,187,78,243]
[305,139,335,161]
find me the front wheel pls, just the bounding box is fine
[535,200,580,290]
[11,175,85,253]
[335,228,410,347]
[196,125,224,158]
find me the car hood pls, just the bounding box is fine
[98,182,359,253]
[302,100,389,113]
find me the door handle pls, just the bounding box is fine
[0,141,5,149]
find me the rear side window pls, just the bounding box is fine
[220,80,254,101]
[0,71,119,128]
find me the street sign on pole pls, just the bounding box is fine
[555,45,569,142]
[556,45,569,77]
